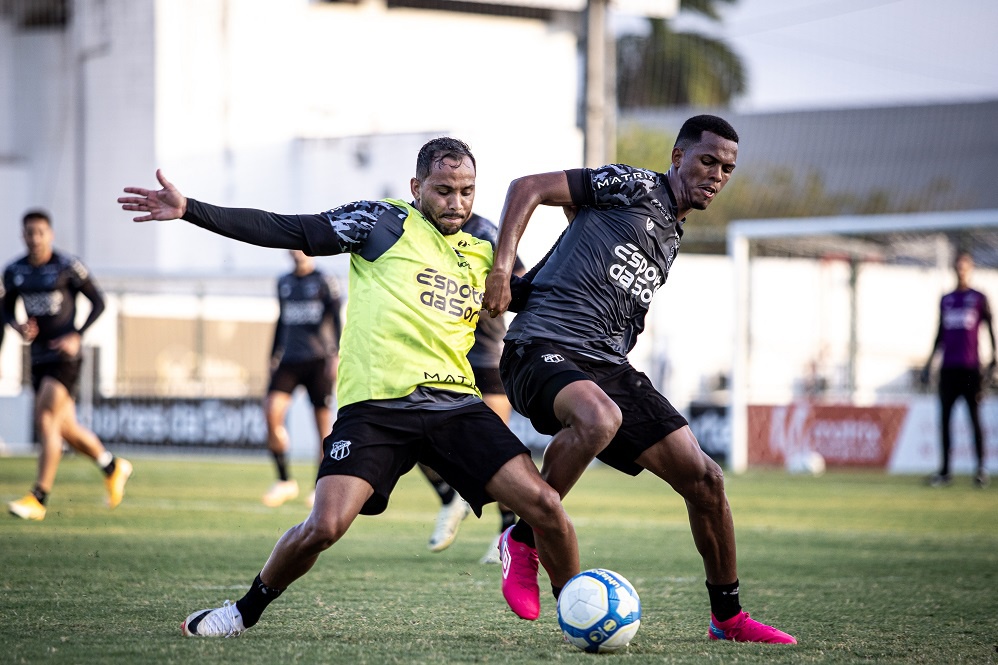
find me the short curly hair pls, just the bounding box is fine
[416,137,476,180]
[674,115,739,150]
[22,209,52,227]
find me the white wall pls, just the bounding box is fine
[0,0,581,276]
[638,255,998,414]
[144,0,581,274]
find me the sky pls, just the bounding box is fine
[646,0,998,112]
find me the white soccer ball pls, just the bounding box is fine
[785,450,826,476]
[557,568,641,653]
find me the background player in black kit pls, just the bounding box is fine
[263,249,343,508]
[3,210,132,521]
[420,213,524,562]
[482,115,796,643]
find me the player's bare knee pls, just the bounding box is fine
[568,401,621,452]
[526,485,569,533]
[688,462,726,510]
[38,410,60,432]
[299,515,348,551]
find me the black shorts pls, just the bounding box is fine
[500,342,688,476]
[472,366,504,396]
[317,401,529,516]
[939,367,982,407]
[31,358,82,397]
[268,358,333,408]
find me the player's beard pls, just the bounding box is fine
[432,213,467,235]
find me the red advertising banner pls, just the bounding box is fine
[748,403,909,467]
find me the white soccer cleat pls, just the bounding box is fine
[428,496,471,552]
[181,600,246,638]
[262,479,299,507]
[480,533,502,564]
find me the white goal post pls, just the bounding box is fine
[727,209,998,473]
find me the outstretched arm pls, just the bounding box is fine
[119,170,372,254]
[119,169,187,221]
[483,171,573,317]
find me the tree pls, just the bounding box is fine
[617,0,746,109]
[617,123,963,254]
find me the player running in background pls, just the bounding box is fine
[921,250,995,488]
[421,213,524,562]
[3,210,132,521]
[119,137,579,638]
[482,115,797,643]
[263,249,342,508]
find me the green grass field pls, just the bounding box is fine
[2,454,996,664]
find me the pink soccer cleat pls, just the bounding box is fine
[499,526,540,620]
[709,611,797,644]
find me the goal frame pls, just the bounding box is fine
[727,208,998,473]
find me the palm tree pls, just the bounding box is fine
[617,0,746,108]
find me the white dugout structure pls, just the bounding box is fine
[727,209,998,473]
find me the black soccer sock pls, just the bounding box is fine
[236,573,285,628]
[271,451,290,482]
[706,579,742,622]
[97,451,116,476]
[500,508,517,532]
[430,478,456,505]
[31,485,48,506]
[510,518,535,548]
[551,584,563,600]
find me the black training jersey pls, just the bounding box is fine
[272,269,343,363]
[183,197,401,259]
[2,251,106,364]
[463,214,524,369]
[505,164,683,363]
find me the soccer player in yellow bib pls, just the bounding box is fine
[119,138,579,636]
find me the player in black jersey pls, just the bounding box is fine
[3,210,132,521]
[262,250,343,508]
[483,116,797,644]
[420,213,524,562]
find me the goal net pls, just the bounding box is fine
[727,209,998,473]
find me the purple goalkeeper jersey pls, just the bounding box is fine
[938,288,992,368]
